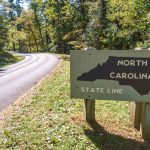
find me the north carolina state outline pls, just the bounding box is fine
[77,56,150,95]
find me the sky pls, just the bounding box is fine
[21,2,29,11]
[13,0,29,11]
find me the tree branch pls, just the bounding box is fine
[66,0,81,13]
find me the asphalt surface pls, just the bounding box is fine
[0,53,59,111]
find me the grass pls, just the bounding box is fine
[0,51,24,68]
[0,54,149,150]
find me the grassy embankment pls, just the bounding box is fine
[0,55,149,149]
[0,51,24,68]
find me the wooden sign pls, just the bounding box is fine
[71,50,150,102]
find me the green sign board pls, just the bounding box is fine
[71,50,150,102]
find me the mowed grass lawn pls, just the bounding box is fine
[0,55,149,150]
[0,51,24,68]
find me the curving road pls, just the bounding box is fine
[0,53,59,111]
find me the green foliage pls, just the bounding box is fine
[0,0,149,52]
[106,0,150,49]
[85,0,150,50]
[44,0,83,52]
[0,1,9,49]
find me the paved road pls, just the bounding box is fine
[0,53,59,111]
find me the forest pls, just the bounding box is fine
[0,0,149,53]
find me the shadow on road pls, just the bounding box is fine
[0,69,6,77]
[0,69,6,72]
[84,120,149,150]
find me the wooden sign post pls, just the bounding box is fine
[141,103,150,141]
[131,102,150,141]
[84,99,95,122]
[130,102,143,130]
[84,49,95,122]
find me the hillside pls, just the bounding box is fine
[0,51,24,67]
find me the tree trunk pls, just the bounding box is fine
[39,27,45,51]
[100,0,107,29]
[28,38,32,52]
[28,25,39,52]
[81,0,86,33]
[18,39,21,52]
[12,42,16,51]
[45,30,49,47]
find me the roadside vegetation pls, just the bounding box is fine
[0,55,149,150]
[0,51,24,68]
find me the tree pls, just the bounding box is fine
[44,0,81,52]
[107,0,150,49]
[85,0,108,49]
[30,0,46,51]
[0,0,9,50]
